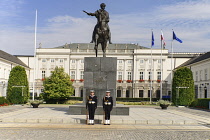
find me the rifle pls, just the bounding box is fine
[86,96,89,125]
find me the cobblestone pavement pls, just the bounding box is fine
[0,105,210,140]
[0,105,203,125]
[0,105,25,113]
[0,127,210,140]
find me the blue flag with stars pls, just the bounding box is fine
[152,31,154,46]
[173,31,183,43]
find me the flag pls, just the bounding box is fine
[161,31,166,48]
[173,31,183,43]
[152,31,154,46]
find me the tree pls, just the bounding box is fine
[7,66,29,104]
[172,67,195,106]
[42,67,74,103]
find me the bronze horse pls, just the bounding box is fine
[83,3,112,57]
[93,20,109,57]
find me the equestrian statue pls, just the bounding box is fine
[83,3,112,57]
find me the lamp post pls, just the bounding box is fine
[204,86,207,98]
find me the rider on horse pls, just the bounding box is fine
[83,3,112,44]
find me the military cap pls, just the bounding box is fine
[106,90,111,93]
[90,90,95,92]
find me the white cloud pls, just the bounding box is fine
[0,0,24,18]
[158,0,210,20]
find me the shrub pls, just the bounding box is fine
[0,97,9,104]
[157,100,172,105]
[116,98,158,102]
[172,67,195,106]
[43,67,74,103]
[6,66,29,104]
[190,98,210,109]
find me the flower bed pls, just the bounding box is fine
[126,80,132,83]
[79,79,84,82]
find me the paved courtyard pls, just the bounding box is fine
[1,104,210,126]
[0,105,210,139]
[0,127,210,140]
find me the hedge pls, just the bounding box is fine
[190,98,210,109]
[44,97,83,104]
[0,97,10,105]
[116,98,159,102]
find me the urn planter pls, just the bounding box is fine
[157,100,171,110]
[31,103,40,108]
[160,104,169,109]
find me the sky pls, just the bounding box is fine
[0,0,210,55]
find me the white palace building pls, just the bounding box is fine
[1,43,209,99]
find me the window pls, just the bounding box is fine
[149,59,152,63]
[205,69,208,81]
[140,59,144,64]
[71,71,75,79]
[139,72,144,80]
[118,72,123,80]
[42,59,46,62]
[195,71,198,81]
[117,90,121,97]
[148,90,151,97]
[42,71,46,79]
[157,59,161,63]
[80,71,84,79]
[71,60,76,63]
[50,59,55,63]
[127,60,132,64]
[118,60,123,63]
[59,59,64,63]
[139,90,144,97]
[200,70,203,81]
[4,69,6,79]
[148,72,152,80]
[127,72,132,80]
[156,90,160,98]
[157,72,161,80]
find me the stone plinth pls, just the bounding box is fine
[83,57,117,106]
[68,105,129,115]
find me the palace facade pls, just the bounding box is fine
[15,43,202,98]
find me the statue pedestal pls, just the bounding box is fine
[69,57,129,115]
[83,57,117,106]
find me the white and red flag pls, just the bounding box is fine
[161,30,166,49]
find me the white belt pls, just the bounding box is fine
[88,101,95,104]
[104,102,111,105]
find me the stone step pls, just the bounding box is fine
[0,118,197,125]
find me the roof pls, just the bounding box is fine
[0,50,29,68]
[54,43,148,50]
[176,51,210,68]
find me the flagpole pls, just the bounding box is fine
[150,30,153,104]
[32,10,37,101]
[170,30,174,102]
[160,30,163,100]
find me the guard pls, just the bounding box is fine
[86,90,97,125]
[102,91,113,125]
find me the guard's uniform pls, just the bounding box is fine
[103,95,113,125]
[86,95,97,125]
